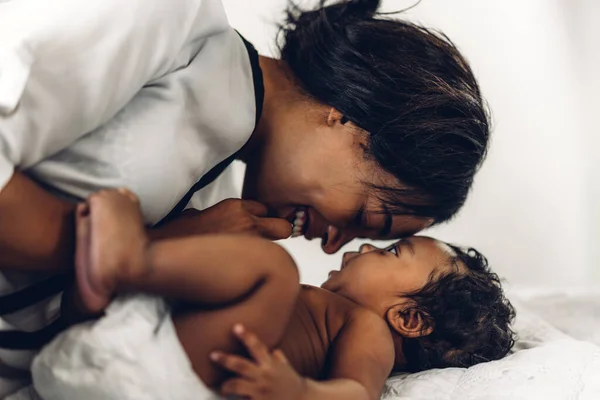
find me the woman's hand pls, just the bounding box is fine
[151,199,292,241]
[211,324,306,400]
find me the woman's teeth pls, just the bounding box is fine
[292,209,306,237]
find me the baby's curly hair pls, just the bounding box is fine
[401,245,516,372]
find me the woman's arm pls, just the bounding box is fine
[0,172,76,272]
[0,174,289,273]
[0,0,233,272]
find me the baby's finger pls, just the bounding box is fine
[210,351,259,379]
[220,378,255,398]
[233,324,271,365]
[256,217,292,240]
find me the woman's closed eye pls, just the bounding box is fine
[386,244,399,257]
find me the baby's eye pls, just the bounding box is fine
[386,245,398,256]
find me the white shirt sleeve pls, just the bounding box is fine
[0,0,229,191]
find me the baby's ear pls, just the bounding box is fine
[386,302,433,339]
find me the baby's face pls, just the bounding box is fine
[321,236,457,315]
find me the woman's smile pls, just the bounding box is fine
[290,207,309,238]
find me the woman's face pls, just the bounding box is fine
[242,102,432,253]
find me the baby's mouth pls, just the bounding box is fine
[290,207,309,238]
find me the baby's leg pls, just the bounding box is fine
[132,236,300,388]
[171,261,299,388]
[75,189,148,313]
[76,189,300,387]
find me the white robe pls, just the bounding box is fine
[0,0,258,397]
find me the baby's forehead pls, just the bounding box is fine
[404,236,461,271]
[401,235,454,254]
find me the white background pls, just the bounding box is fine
[223,0,600,290]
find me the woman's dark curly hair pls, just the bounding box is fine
[279,0,491,224]
[400,246,516,372]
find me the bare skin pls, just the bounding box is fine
[73,189,454,399]
[72,190,392,398]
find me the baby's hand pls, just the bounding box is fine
[211,324,306,400]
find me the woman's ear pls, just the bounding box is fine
[386,303,433,339]
[326,107,346,127]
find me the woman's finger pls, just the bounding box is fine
[255,217,292,240]
[220,378,255,398]
[210,351,259,379]
[242,200,269,217]
[272,349,290,365]
[233,324,271,365]
[116,187,139,203]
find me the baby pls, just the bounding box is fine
[61,189,515,399]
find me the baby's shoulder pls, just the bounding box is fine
[301,287,395,378]
[300,285,360,315]
[300,285,389,339]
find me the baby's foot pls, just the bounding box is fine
[75,189,149,313]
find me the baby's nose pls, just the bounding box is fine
[358,243,376,254]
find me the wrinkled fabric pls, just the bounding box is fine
[31,296,221,400]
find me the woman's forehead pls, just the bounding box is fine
[361,176,433,238]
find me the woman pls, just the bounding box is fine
[0,0,489,397]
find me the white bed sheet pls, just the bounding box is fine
[512,287,600,346]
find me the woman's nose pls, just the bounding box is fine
[321,225,356,254]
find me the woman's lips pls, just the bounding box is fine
[305,209,326,241]
[286,207,325,241]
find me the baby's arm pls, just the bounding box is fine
[213,308,395,400]
[307,309,395,399]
